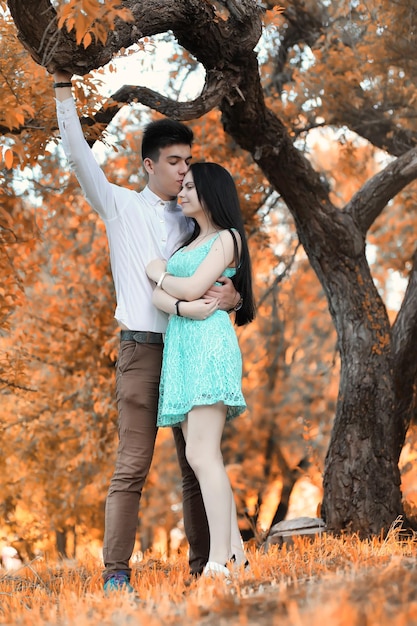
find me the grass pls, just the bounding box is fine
[1,522,417,625]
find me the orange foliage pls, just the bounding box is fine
[57,0,134,48]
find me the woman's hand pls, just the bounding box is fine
[146,258,167,283]
[180,298,219,320]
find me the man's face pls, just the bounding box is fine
[144,144,192,201]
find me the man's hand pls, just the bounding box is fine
[204,276,240,312]
[53,70,73,82]
[146,258,167,283]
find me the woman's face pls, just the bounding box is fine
[178,171,203,218]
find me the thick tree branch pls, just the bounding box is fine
[7,0,262,75]
[338,98,417,157]
[345,147,417,234]
[86,68,238,134]
[0,69,234,137]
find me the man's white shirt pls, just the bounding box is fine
[56,97,192,332]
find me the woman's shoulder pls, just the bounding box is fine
[216,228,241,242]
[209,230,241,253]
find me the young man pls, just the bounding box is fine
[52,71,241,592]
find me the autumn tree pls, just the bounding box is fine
[4,0,417,539]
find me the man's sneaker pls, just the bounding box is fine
[103,571,135,594]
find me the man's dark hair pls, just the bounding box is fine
[141,119,194,162]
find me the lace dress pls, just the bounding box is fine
[157,234,246,427]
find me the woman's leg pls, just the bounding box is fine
[182,403,233,566]
[230,496,246,565]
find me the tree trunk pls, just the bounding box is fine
[219,63,408,533]
[55,529,68,559]
[320,257,403,535]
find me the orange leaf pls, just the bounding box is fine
[4,148,13,169]
[83,32,92,48]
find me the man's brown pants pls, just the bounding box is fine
[102,340,210,578]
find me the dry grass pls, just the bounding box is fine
[1,522,417,625]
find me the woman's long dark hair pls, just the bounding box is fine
[183,162,255,326]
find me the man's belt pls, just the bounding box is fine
[120,330,164,344]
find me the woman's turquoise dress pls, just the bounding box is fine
[157,234,246,427]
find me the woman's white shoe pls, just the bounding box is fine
[203,561,231,579]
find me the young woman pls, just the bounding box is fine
[146,162,255,578]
